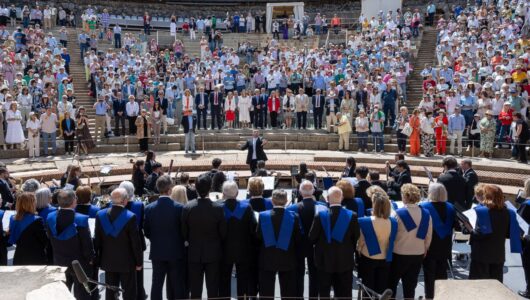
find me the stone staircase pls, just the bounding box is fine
[406,27,438,110]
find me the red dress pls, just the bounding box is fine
[225,99,235,121]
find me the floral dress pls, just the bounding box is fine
[479,117,496,153]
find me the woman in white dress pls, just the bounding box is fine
[238,90,251,128]
[5,102,25,149]
[26,112,40,158]
[170,15,177,37]
[200,36,209,61]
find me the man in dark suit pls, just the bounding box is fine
[240,130,268,173]
[209,86,224,130]
[0,167,15,210]
[219,181,257,299]
[355,84,368,110]
[181,174,227,298]
[259,88,269,128]
[61,113,76,155]
[354,166,372,209]
[289,180,325,298]
[437,156,469,210]
[145,163,163,193]
[94,187,143,300]
[46,190,95,300]
[181,113,197,154]
[145,175,187,300]
[112,94,127,136]
[461,159,479,204]
[206,158,226,193]
[312,89,324,129]
[195,86,209,130]
[309,187,359,298]
[387,160,412,201]
[257,189,301,298]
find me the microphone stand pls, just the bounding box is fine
[85,278,123,300]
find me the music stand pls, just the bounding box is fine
[322,177,333,190]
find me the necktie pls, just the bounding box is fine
[215,93,218,105]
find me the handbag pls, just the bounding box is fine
[401,123,413,137]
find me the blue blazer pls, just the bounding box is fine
[144,196,186,261]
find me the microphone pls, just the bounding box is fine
[379,289,393,300]
[72,260,91,293]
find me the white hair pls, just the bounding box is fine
[327,186,343,205]
[299,180,315,197]
[119,181,135,201]
[111,187,129,203]
[428,183,448,203]
[222,181,239,199]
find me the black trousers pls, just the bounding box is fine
[135,268,146,300]
[388,253,423,299]
[314,109,323,129]
[219,261,251,299]
[197,108,208,129]
[518,140,528,163]
[469,260,504,282]
[295,255,318,298]
[249,159,258,174]
[64,136,74,153]
[105,271,137,300]
[128,116,137,135]
[65,266,92,300]
[139,138,148,152]
[259,269,296,299]
[318,269,353,299]
[151,259,187,300]
[422,256,449,299]
[396,130,407,152]
[358,255,390,295]
[115,114,126,136]
[522,241,530,291]
[297,111,307,129]
[254,109,263,128]
[211,107,223,129]
[270,111,278,128]
[188,261,220,298]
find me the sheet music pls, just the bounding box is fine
[342,177,358,186]
[463,208,477,229]
[506,201,529,233]
[262,177,275,190]
[2,210,15,231]
[227,171,236,182]
[88,218,96,238]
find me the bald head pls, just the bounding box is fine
[327,187,343,205]
[111,188,129,205]
[299,180,315,198]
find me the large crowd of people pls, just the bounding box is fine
[1,152,530,299]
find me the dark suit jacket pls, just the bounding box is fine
[209,92,224,109]
[463,168,479,204]
[145,173,160,193]
[61,118,76,137]
[181,197,227,263]
[222,199,257,264]
[12,217,49,265]
[424,202,457,260]
[309,206,359,273]
[341,166,355,178]
[311,94,325,112]
[94,206,143,272]
[291,198,319,257]
[195,93,209,110]
[248,197,272,213]
[112,99,126,117]
[437,169,469,210]
[46,209,95,266]
[206,169,226,193]
[256,207,301,271]
[181,115,197,134]
[387,171,412,201]
[0,179,15,209]
[470,208,510,264]
[241,137,268,164]
[325,98,341,115]
[145,196,186,261]
[354,179,373,209]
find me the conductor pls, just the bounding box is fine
[239,130,268,173]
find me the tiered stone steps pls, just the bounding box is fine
[406,27,438,110]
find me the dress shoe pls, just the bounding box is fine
[518,290,530,299]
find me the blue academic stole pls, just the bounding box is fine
[38,205,57,223]
[354,197,365,218]
[260,210,295,251]
[0,210,3,232]
[47,211,89,241]
[263,198,273,210]
[396,207,430,240]
[420,202,454,239]
[224,201,249,220]
[319,207,353,243]
[97,208,135,238]
[126,201,144,229]
[8,213,39,245]
[475,205,522,253]
[358,217,398,262]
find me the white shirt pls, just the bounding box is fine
[125,101,139,117]
[252,137,257,160]
[26,118,41,131]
